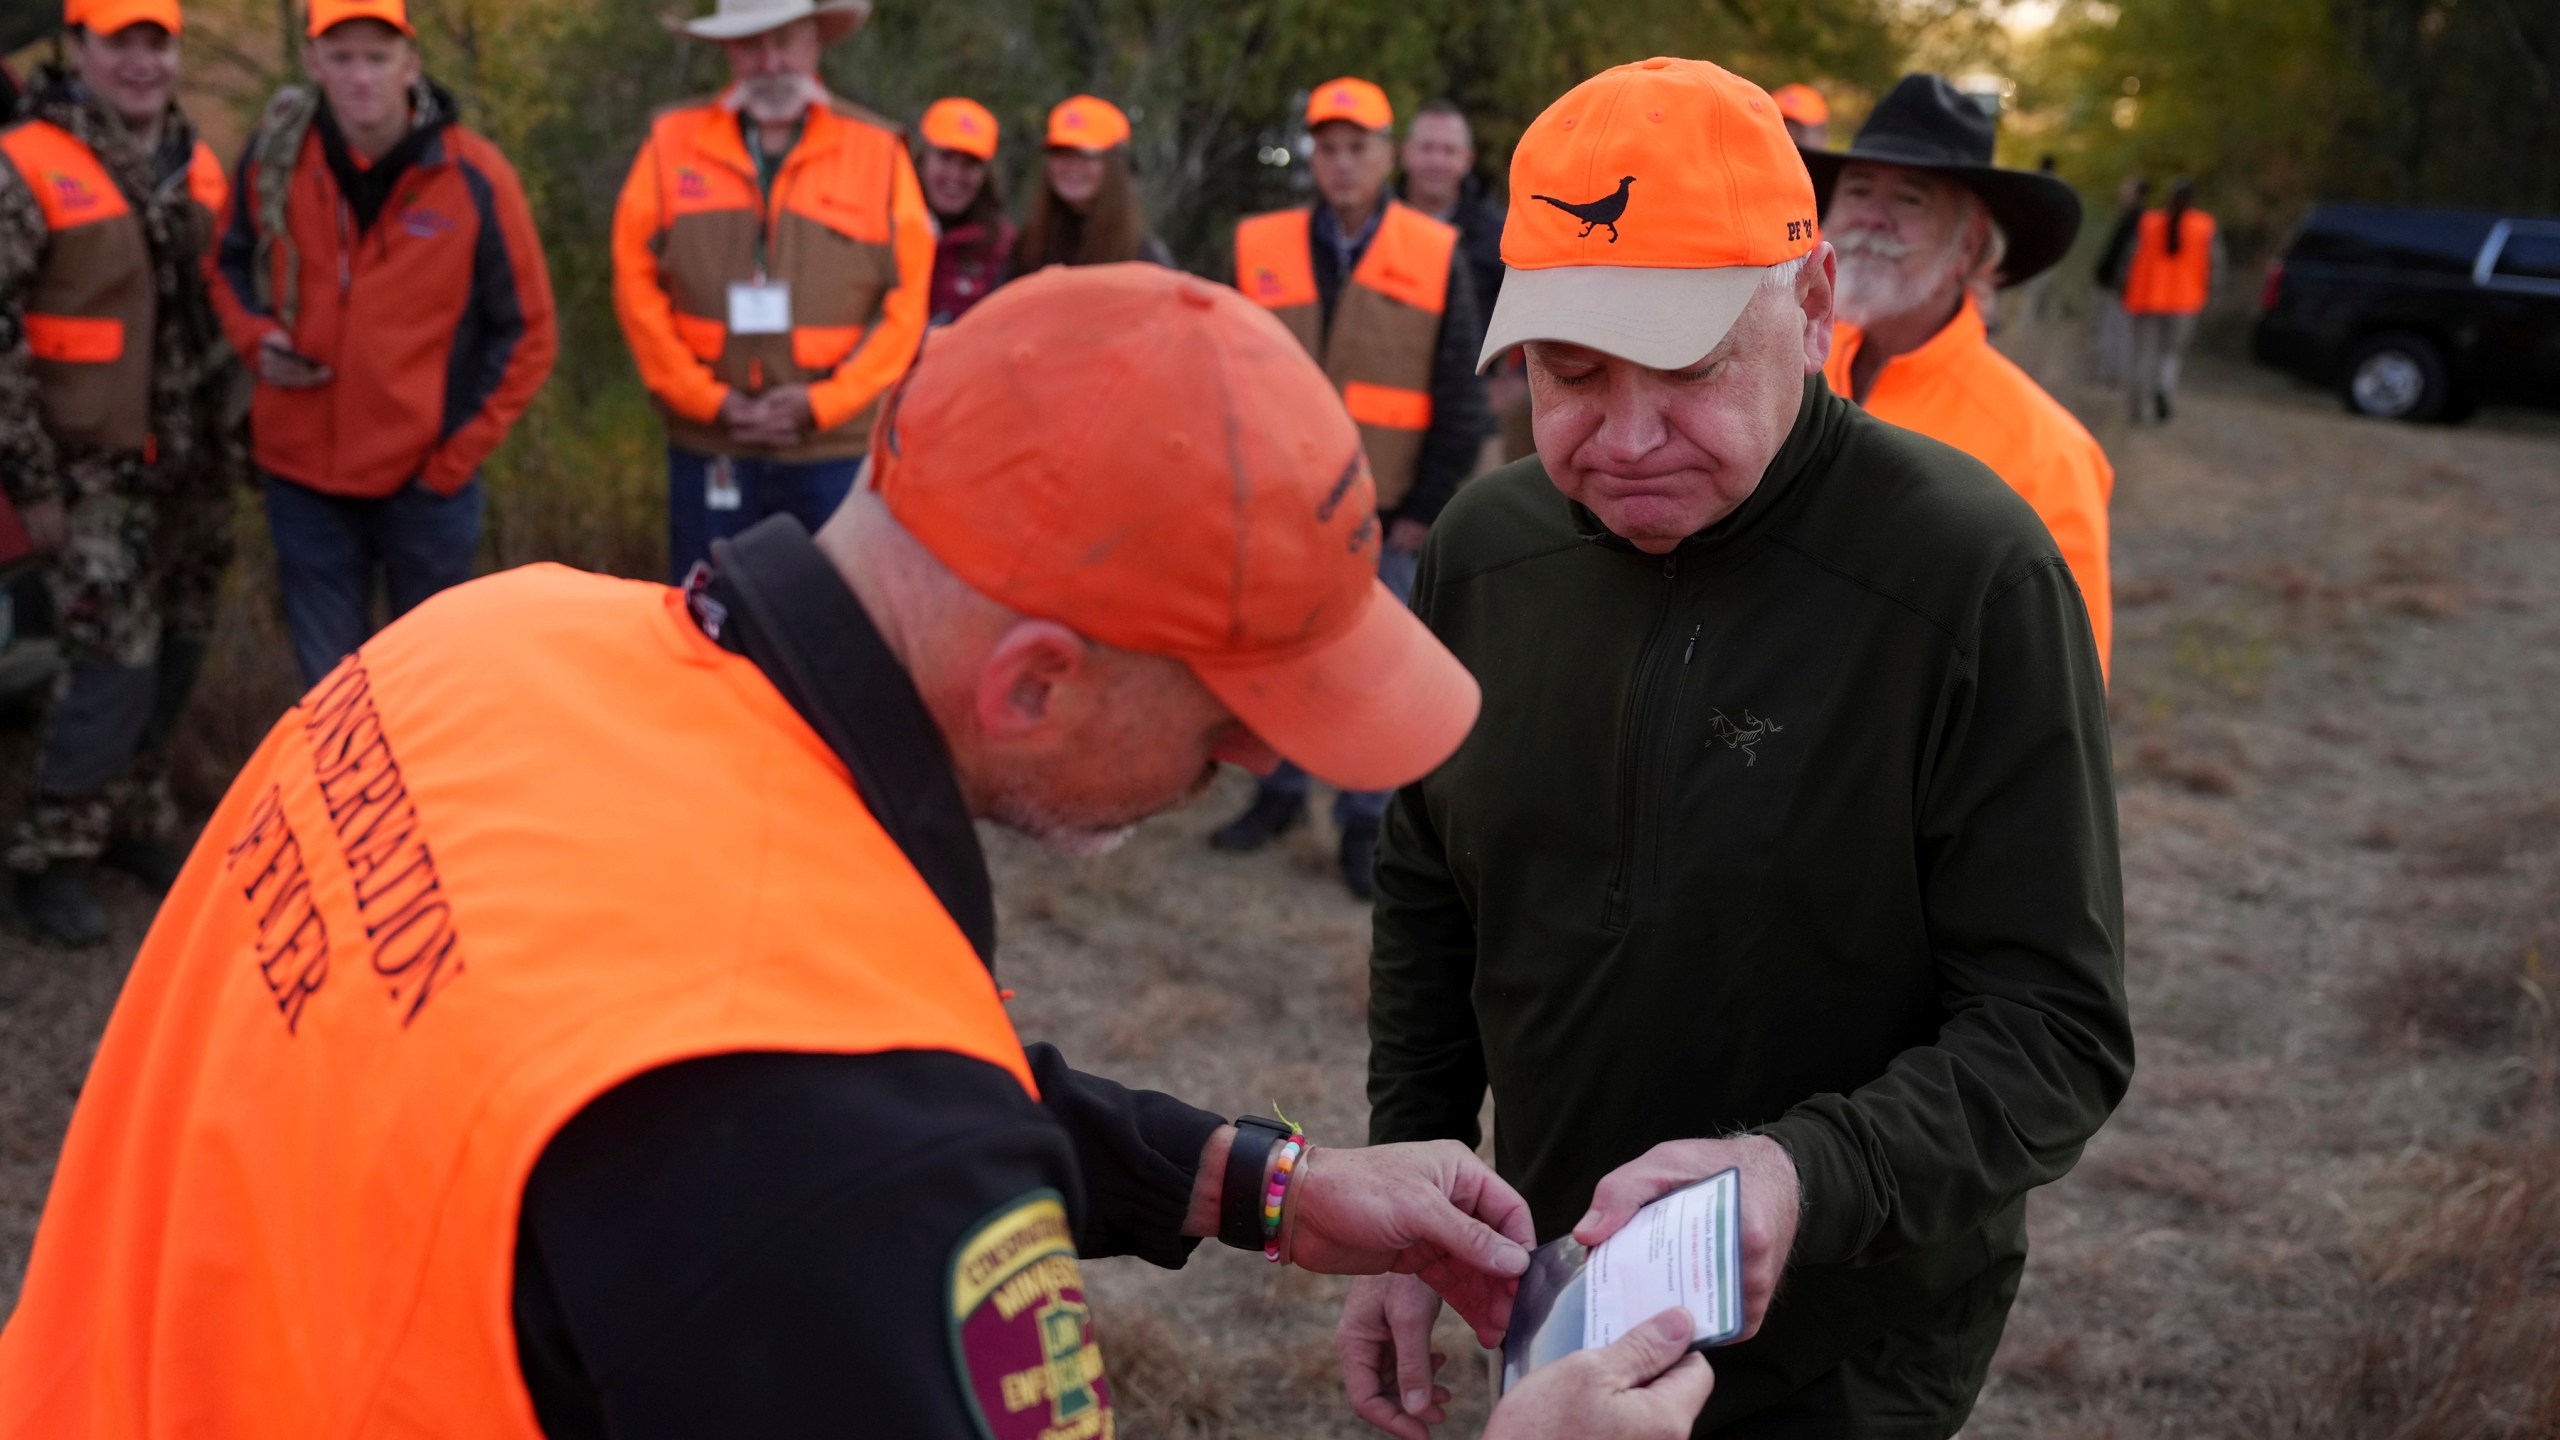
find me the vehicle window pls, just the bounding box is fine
[2490,230,2560,284]
[2289,209,2490,274]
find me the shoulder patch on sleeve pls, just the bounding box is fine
[948,1189,1112,1440]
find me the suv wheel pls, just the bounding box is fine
[2342,332,2453,422]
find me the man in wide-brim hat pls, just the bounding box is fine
[1804,73,2118,678]
[615,0,935,581]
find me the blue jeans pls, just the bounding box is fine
[667,447,865,582]
[1257,543,1421,828]
[264,474,483,686]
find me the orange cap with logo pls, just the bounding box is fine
[869,263,1480,792]
[1771,83,1829,128]
[1482,56,1820,371]
[306,0,412,36]
[1045,95,1130,153]
[921,97,999,161]
[69,0,183,33]
[1306,77,1392,132]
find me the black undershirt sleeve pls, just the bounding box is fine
[513,1048,1226,1438]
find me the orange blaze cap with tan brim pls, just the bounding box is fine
[1482,57,1821,373]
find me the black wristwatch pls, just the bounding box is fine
[1219,1115,1296,1251]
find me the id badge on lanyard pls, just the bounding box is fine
[729,275,793,336]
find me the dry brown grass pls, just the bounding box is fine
[2254,1141,2560,1440]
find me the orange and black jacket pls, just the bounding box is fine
[612,91,935,463]
[212,82,557,500]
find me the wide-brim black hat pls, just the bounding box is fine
[1799,74,2081,288]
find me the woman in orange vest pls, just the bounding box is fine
[1010,94,1173,271]
[0,266,1713,1440]
[917,96,1012,325]
[2120,176,2222,423]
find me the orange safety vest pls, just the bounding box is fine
[0,120,226,454]
[0,564,1036,1438]
[2121,208,2215,315]
[612,96,934,462]
[1234,201,1457,510]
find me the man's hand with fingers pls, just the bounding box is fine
[1575,1136,1800,1341]
[1337,1272,1452,1440]
[1289,1140,1534,1338]
[1482,1307,1715,1440]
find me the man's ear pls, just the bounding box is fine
[974,619,1093,743]
[1798,243,1838,376]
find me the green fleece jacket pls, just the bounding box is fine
[1368,377,2132,1435]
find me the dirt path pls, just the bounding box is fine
[2,338,2554,1438]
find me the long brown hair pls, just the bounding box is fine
[1013,148,1147,270]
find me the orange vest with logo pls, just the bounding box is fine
[0,564,1036,1438]
[0,121,225,453]
[2121,208,2215,315]
[1234,201,1456,510]
[626,99,909,459]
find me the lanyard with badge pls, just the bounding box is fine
[711,115,800,513]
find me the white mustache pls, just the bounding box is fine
[1831,227,1918,260]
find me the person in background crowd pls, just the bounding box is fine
[917,96,1010,326]
[2121,176,2220,423]
[1805,73,2115,678]
[613,0,931,582]
[214,0,555,687]
[1397,98,1503,314]
[1011,94,1172,272]
[1214,76,1488,899]
[0,0,245,946]
[2090,175,2148,382]
[1772,81,1828,148]
[1345,58,2128,1439]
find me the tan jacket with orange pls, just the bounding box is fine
[1234,200,1457,510]
[0,564,1032,1437]
[2122,208,2215,316]
[1827,295,2115,677]
[612,92,934,462]
[0,117,226,474]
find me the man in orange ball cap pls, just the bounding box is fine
[1347,57,2126,1439]
[1216,75,1490,898]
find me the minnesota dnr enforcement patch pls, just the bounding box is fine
[949,1190,1112,1440]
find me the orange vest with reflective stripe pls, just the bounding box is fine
[0,121,225,453]
[1235,201,1456,509]
[2121,208,2214,315]
[0,564,1035,1439]
[627,99,909,459]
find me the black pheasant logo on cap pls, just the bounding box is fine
[1533,176,1634,242]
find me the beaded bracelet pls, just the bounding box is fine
[1261,1133,1307,1262]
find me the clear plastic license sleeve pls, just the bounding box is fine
[1499,1167,1745,1395]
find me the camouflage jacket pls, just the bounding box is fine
[0,69,247,507]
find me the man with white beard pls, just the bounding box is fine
[1802,75,2115,678]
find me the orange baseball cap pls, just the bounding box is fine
[306,0,411,36]
[870,264,1480,792]
[1306,77,1392,132]
[1046,95,1130,153]
[70,0,183,33]
[921,97,999,161]
[1771,83,1829,128]
[1482,57,1821,372]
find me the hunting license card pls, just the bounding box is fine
[1498,1168,1745,1395]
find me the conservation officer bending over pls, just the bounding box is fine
[614,0,934,580]
[0,266,1710,1440]
[0,0,245,946]
[1344,60,2131,1439]
[1216,76,1488,899]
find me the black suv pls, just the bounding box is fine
[2252,204,2560,422]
